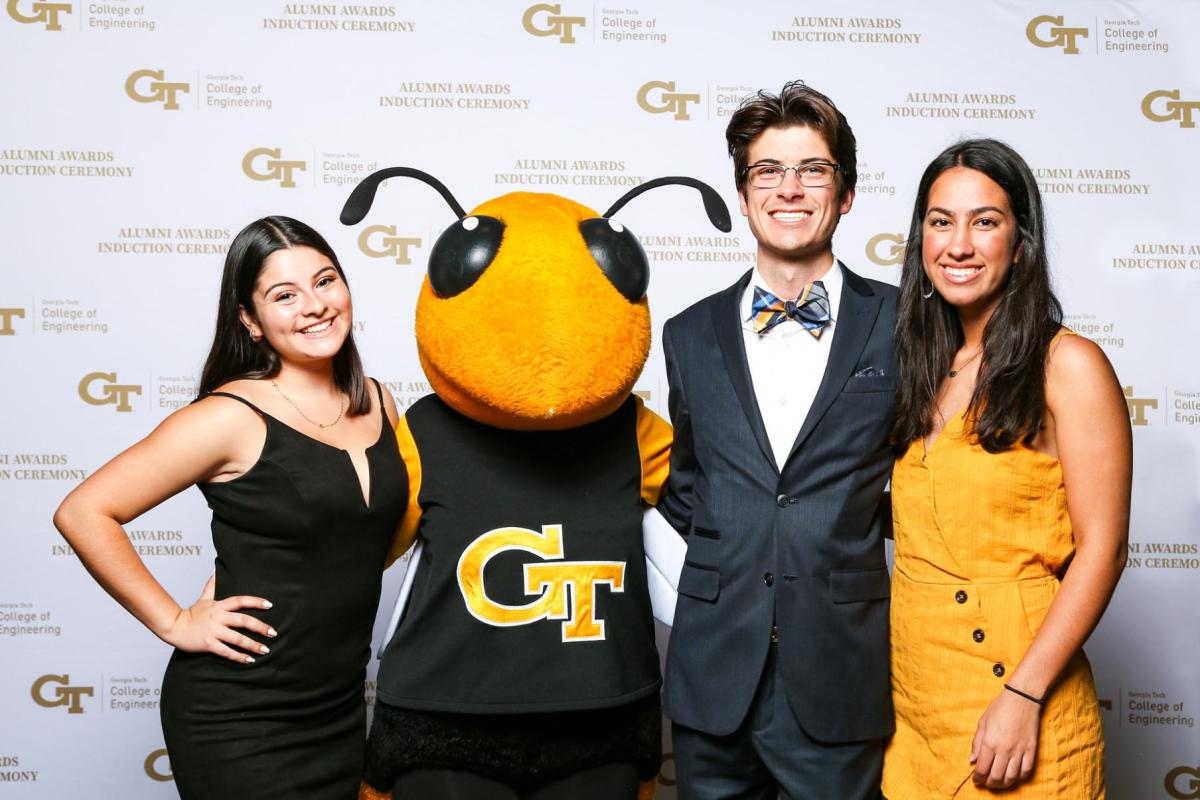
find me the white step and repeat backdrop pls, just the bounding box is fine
[2,1,1198,796]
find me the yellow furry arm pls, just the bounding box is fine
[636,396,672,506]
[385,415,423,569]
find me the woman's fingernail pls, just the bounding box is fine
[267,627,277,637]
[245,656,255,664]
[262,600,273,609]
[259,645,270,654]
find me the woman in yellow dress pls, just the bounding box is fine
[882,139,1131,798]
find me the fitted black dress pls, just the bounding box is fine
[160,381,405,799]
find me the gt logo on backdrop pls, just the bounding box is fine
[242,147,306,188]
[866,233,905,266]
[1166,766,1200,800]
[6,0,71,31]
[78,371,142,412]
[125,69,190,111]
[1124,386,1158,426]
[144,749,173,782]
[522,3,585,44]
[1142,90,1200,129]
[358,225,422,265]
[0,307,26,335]
[1025,15,1088,54]
[637,81,701,121]
[31,674,93,714]
[458,524,625,642]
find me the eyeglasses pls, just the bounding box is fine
[743,161,841,189]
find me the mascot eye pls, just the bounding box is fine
[427,215,506,298]
[578,218,649,302]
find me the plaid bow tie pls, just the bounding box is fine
[749,282,832,337]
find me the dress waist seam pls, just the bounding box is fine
[893,566,1058,587]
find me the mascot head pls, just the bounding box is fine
[342,169,729,430]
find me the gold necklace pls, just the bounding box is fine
[947,349,982,378]
[271,381,345,428]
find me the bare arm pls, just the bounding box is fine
[379,379,400,429]
[972,335,1131,788]
[53,396,276,662]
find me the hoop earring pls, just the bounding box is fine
[920,272,935,300]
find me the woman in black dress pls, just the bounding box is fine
[54,217,406,798]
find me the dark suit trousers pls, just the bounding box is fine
[672,644,883,800]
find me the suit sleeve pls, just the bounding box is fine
[656,318,695,535]
[385,414,423,569]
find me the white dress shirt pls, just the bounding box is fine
[740,258,843,472]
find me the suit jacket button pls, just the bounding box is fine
[776,494,790,507]
[972,628,985,643]
[955,590,968,604]
[993,663,1006,677]
[764,572,774,586]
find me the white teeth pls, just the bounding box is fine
[770,211,810,221]
[301,319,332,334]
[945,267,980,278]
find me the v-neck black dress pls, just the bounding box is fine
[160,381,405,799]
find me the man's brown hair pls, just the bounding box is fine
[726,80,857,197]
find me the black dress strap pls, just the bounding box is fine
[203,391,267,416]
[369,378,390,435]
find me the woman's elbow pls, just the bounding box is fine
[52,492,84,540]
[1111,540,1129,572]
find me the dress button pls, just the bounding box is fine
[764,572,774,587]
[993,663,1006,677]
[955,590,968,604]
[776,494,791,508]
[972,628,985,643]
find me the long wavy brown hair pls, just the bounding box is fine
[892,139,1063,454]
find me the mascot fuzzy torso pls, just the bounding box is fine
[341,171,729,798]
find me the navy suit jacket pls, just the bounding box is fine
[660,263,897,742]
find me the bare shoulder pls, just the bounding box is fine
[175,382,266,446]
[1047,332,1116,390]
[373,378,400,428]
[1045,331,1125,418]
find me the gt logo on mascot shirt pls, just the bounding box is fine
[457,524,624,642]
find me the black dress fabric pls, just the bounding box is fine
[160,381,404,799]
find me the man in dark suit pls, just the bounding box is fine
[659,81,897,798]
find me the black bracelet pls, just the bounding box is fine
[1004,683,1046,706]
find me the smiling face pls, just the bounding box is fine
[737,124,854,273]
[922,167,1019,320]
[239,245,352,367]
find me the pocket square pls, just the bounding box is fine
[852,366,886,377]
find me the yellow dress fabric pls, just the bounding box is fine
[883,402,1105,798]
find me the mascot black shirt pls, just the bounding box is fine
[377,394,667,713]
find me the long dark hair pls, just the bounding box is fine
[892,138,1062,453]
[198,216,371,415]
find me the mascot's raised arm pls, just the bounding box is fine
[344,168,729,800]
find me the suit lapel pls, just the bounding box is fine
[709,270,777,471]
[785,263,883,463]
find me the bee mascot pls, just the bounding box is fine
[343,168,730,800]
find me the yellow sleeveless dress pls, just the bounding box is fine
[882,389,1105,797]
